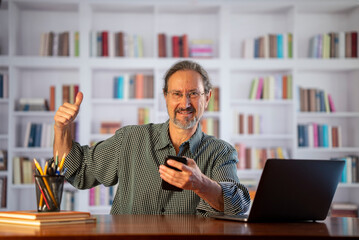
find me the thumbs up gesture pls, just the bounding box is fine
[54,92,83,131]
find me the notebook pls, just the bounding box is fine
[212,159,345,222]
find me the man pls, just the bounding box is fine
[54,60,250,216]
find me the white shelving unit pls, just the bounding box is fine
[0,0,358,213]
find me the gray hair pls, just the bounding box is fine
[163,60,212,94]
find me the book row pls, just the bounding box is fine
[235,143,290,170]
[297,123,341,148]
[12,157,35,185]
[158,33,214,58]
[50,84,80,111]
[309,31,358,59]
[90,31,143,58]
[200,118,219,138]
[89,184,117,207]
[207,87,220,112]
[0,73,8,99]
[23,122,55,148]
[248,74,293,100]
[234,113,261,135]
[61,190,75,211]
[332,155,359,184]
[39,31,80,57]
[298,87,335,113]
[0,177,7,208]
[138,108,150,125]
[113,74,153,99]
[0,150,7,171]
[243,33,293,59]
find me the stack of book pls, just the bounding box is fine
[234,113,262,135]
[297,123,341,148]
[39,31,80,57]
[17,98,49,111]
[113,74,154,99]
[190,39,214,58]
[298,87,335,112]
[0,211,96,226]
[248,74,292,100]
[309,31,358,58]
[0,73,8,99]
[200,118,219,138]
[330,202,358,217]
[90,31,143,58]
[243,33,293,59]
[235,143,290,170]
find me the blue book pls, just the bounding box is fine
[322,124,329,148]
[117,76,124,99]
[319,90,325,112]
[341,157,347,182]
[34,123,42,147]
[317,124,323,147]
[302,124,308,147]
[113,76,118,98]
[297,125,304,147]
[28,123,36,147]
[277,34,283,58]
[254,38,259,58]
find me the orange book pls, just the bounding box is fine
[135,74,144,99]
[49,85,55,111]
[282,75,287,99]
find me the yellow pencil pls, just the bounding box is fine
[38,161,48,209]
[58,153,66,171]
[33,158,58,208]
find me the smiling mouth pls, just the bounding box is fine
[175,107,195,116]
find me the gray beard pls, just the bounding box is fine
[173,116,198,130]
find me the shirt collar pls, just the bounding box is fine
[155,120,203,155]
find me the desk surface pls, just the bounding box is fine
[0,215,358,240]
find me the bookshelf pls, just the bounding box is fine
[1,0,359,214]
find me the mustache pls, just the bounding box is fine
[175,107,195,114]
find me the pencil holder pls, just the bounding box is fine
[34,175,64,212]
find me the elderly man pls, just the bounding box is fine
[53,60,250,216]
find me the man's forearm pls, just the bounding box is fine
[53,125,73,159]
[194,176,224,212]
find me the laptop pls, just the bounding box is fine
[212,159,345,222]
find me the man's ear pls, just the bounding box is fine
[204,90,212,109]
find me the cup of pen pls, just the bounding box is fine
[34,174,65,212]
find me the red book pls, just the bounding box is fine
[102,31,108,57]
[248,115,254,134]
[74,84,79,102]
[352,32,357,58]
[172,36,180,58]
[158,33,166,58]
[182,34,189,58]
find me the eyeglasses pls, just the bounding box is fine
[166,90,205,101]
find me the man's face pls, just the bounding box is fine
[165,70,211,130]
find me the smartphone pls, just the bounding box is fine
[161,155,187,191]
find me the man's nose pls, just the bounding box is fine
[179,94,191,107]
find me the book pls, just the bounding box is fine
[0,210,92,220]
[0,216,96,226]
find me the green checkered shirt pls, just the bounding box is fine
[64,120,250,216]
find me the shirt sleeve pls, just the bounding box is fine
[196,141,251,216]
[63,128,123,189]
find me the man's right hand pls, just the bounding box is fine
[54,91,83,131]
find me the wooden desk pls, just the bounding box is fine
[0,215,358,239]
